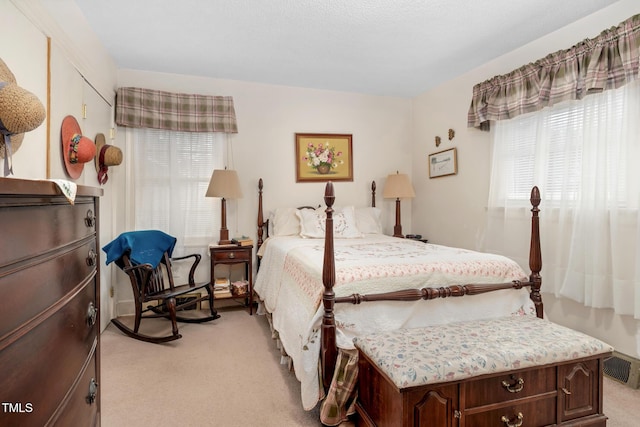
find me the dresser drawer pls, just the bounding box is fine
[211,248,250,262]
[464,395,556,426]
[463,365,557,408]
[0,197,96,267]
[0,240,97,339]
[49,350,99,427]
[0,281,98,427]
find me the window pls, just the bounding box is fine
[131,128,225,254]
[485,80,640,317]
[491,82,635,208]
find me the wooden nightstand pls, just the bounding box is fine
[209,245,254,314]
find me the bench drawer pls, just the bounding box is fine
[463,365,557,408]
[465,396,556,426]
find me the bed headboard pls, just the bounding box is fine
[256,179,378,251]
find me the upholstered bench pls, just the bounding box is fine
[353,315,613,427]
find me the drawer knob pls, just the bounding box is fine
[501,376,524,393]
[86,378,99,404]
[85,209,95,227]
[86,249,97,266]
[501,412,523,427]
[227,252,235,259]
[87,302,98,327]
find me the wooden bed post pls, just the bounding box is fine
[257,178,265,250]
[529,186,543,318]
[321,182,337,390]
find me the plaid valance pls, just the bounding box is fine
[468,14,640,130]
[115,87,238,133]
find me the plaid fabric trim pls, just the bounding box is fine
[468,14,640,130]
[115,87,238,133]
[319,348,359,426]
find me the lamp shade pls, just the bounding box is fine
[206,169,243,199]
[383,172,415,199]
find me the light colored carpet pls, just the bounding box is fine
[602,374,640,427]
[100,306,327,426]
[100,307,638,426]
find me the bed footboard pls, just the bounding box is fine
[319,184,543,389]
[334,281,531,304]
[254,179,543,394]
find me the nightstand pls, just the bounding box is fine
[209,245,254,314]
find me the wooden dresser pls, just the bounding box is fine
[0,178,102,426]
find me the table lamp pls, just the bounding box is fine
[382,171,415,238]
[206,168,243,245]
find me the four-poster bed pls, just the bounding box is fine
[253,178,550,425]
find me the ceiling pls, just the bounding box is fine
[71,0,619,98]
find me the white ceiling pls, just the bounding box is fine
[71,0,619,98]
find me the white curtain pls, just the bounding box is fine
[482,79,640,319]
[127,127,226,258]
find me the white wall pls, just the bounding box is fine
[112,71,413,315]
[117,70,414,243]
[1,1,48,178]
[412,0,640,358]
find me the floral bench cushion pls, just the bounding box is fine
[353,315,613,389]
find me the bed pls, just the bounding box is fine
[253,178,542,426]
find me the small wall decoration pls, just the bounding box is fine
[295,133,353,182]
[428,147,458,178]
[448,128,455,140]
[435,136,441,147]
[95,133,123,185]
[61,115,96,180]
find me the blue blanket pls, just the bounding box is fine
[102,230,177,269]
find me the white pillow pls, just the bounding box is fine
[355,207,382,234]
[271,208,300,236]
[296,206,363,238]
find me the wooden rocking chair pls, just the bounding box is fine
[106,231,220,343]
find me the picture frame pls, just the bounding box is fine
[428,147,458,178]
[295,133,353,182]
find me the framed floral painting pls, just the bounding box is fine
[295,133,353,182]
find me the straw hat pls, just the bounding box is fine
[95,133,123,185]
[0,58,46,175]
[61,115,96,179]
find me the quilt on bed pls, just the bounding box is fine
[254,234,536,412]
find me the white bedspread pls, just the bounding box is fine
[254,234,536,410]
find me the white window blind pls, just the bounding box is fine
[493,87,630,207]
[131,128,225,253]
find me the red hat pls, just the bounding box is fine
[61,115,96,179]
